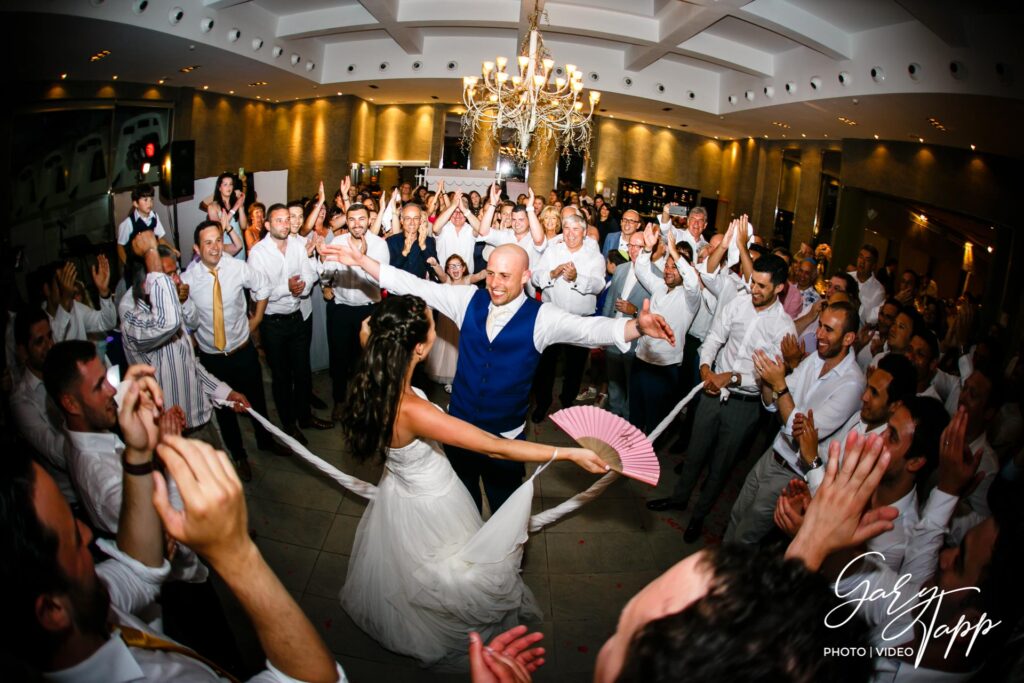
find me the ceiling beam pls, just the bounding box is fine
[357,0,424,54]
[676,32,773,77]
[276,5,378,40]
[894,0,968,47]
[202,0,252,8]
[735,0,851,60]
[625,1,725,71]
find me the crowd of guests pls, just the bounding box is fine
[0,172,1022,682]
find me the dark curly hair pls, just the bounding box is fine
[341,295,430,463]
[617,544,874,683]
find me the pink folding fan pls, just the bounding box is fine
[549,406,660,486]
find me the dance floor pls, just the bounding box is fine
[218,368,763,681]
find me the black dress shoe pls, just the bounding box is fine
[683,516,705,544]
[646,497,687,512]
[309,393,328,410]
[299,415,334,430]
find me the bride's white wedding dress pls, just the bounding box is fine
[340,390,544,669]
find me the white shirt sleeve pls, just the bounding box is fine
[95,539,171,617]
[119,274,183,353]
[534,304,630,353]
[378,264,475,327]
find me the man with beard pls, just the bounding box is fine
[319,240,675,513]
[0,377,343,682]
[321,203,390,421]
[723,300,864,545]
[646,254,795,543]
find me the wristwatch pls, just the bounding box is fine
[729,372,740,386]
[771,385,790,401]
[799,455,823,474]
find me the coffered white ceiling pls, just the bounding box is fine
[7,0,1024,155]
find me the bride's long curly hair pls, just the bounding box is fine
[341,294,430,463]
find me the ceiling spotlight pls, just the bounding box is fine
[179,65,200,73]
[970,144,976,150]
[112,75,118,80]
[158,79,165,84]
[918,137,924,143]
[229,90,234,94]
[873,134,879,139]
[336,91,342,96]
[202,85,209,90]
[60,73,68,80]
[89,50,111,62]
[987,246,993,253]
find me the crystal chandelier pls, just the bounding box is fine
[461,5,601,162]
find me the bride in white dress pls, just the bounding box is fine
[338,295,607,670]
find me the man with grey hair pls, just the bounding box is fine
[661,204,710,257]
[602,209,643,275]
[531,213,608,421]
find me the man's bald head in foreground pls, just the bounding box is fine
[485,244,531,306]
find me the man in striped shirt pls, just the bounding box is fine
[118,232,254,481]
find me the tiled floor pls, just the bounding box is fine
[216,369,761,682]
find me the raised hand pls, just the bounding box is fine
[152,436,250,565]
[119,374,162,457]
[637,299,676,346]
[642,223,660,251]
[131,230,159,258]
[158,405,186,438]
[736,214,750,246]
[452,188,464,210]
[339,175,352,199]
[91,254,111,298]
[780,333,804,370]
[317,180,325,205]
[937,407,984,496]
[526,185,535,207]
[490,182,502,206]
[785,431,897,570]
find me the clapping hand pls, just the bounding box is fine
[780,333,805,370]
[562,262,577,282]
[287,275,305,297]
[469,626,545,683]
[118,365,163,457]
[158,405,186,438]
[774,478,811,537]
[785,431,897,570]
[339,175,352,200]
[490,182,502,206]
[752,349,786,389]
[642,223,660,251]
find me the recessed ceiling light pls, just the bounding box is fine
[918,137,924,143]
[987,246,993,253]
[158,79,165,84]
[202,85,209,90]
[369,98,374,101]
[60,73,68,80]
[824,133,829,137]
[248,81,268,87]
[970,144,976,150]
[179,65,200,73]
[873,134,879,139]
[229,90,234,94]
[714,135,718,139]
[112,75,118,80]
[89,50,111,62]
[801,133,806,138]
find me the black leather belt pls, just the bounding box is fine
[263,310,303,320]
[726,390,761,402]
[773,450,803,476]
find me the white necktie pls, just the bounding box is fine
[485,306,510,340]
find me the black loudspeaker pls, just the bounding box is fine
[159,140,195,199]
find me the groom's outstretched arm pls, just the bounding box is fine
[321,242,475,326]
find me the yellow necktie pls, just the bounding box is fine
[209,267,227,351]
[119,625,241,683]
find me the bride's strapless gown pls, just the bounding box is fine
[340,392,543,669]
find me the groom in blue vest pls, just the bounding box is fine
[321,242,674,512]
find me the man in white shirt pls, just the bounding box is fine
[659,204,709,258]
[319,240,675,513]
[320,203,391,421]
[530,213,608,422]
[35,258,118,346]
[602,209,642,274]
[947,367,1001,545]
[0,387,344,682]
[628,225,701,434]
[647,254,796,544]
[477,185,547,271]
[791,257,821,318]
[855,298,898,370]
[854,244,885,325]
[9,308,75,503]
[600,234,650,419]
[181,220,285,461]
[432,189,481,271]
[725,301,864,544]
[119,232,254,480]
[247,204,331,443]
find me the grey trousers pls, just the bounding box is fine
[723,446,801,544]
[606,350,634,419]
[185,419,227,453]
[671,393,762,519]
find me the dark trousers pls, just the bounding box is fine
[327,302,375,405]
[681,333,703,392]
[628,358,681,435]
[162,578,246,679]
[532,343,589,414]
[199,343,272,460]
[671,392,763,519]
[260,311,311,429]
[446,432,527,513]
